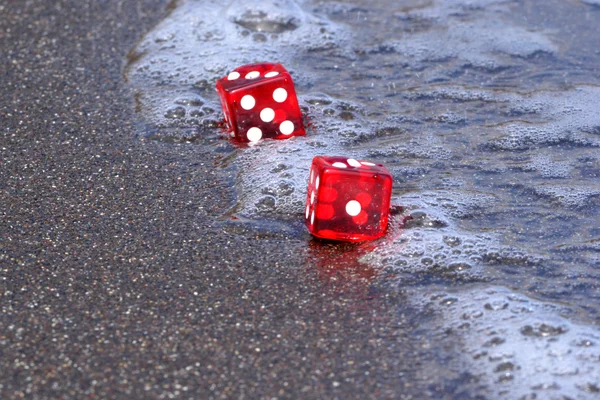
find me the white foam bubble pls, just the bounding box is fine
[358,0,557,74]
[489,87,600,151]
[125,0,349,130]
[532,185,600,209]
[526,154,573,179]
[412,286,600,399]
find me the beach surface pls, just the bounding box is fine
[2,1,600,399]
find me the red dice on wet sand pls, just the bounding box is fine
[216,63,305,143]
[305,156,393,242]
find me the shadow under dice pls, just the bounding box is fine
[216,62,305,143]
[305,156,393,242]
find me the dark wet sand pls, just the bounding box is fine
[0,1,454,398]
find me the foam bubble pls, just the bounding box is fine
[412,286,600,399]
[125,0,349,134]
[374,19,556,69]
[525,155,573,179]
[227,0,303,34]
[487,87,600,151]
[531,185,600,209]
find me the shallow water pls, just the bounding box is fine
[126,0,600,397]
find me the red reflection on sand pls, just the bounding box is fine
[305,212,411,291]
[307,240,378,285]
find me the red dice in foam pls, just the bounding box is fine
[305,156,393,242]
[216,63,305,143]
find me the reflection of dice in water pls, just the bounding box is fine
[305,156,393,242]
[216,63,305,142]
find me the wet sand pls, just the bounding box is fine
[0,1,434,398]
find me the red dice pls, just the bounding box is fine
[216,63,305,143]
[305,156,393,242]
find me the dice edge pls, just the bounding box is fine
[377,172,394,234]
[215,79,238,138]
[309,229,387,243]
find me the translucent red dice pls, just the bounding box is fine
[216,63,305,143]
[305,156,393,242]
